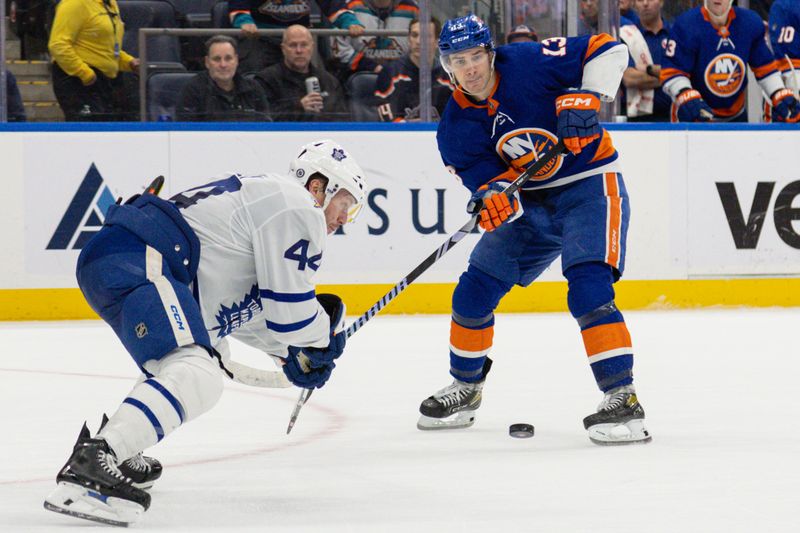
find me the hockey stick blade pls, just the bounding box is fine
[285,140,566,433]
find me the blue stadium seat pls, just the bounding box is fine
[146,71,196,121]
[345,72,379,122]
[168,0,219,27]
[119,0,183,68]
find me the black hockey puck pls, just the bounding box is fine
[509,423,535,438]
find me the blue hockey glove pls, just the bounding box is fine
[282,351,334,389]
[672,89,713,122]
[555,90,602,155]
[771,88,800,123]
[282,294,347,389]
[467,180,523,232]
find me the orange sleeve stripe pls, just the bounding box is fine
[397,5,418,12]
[589,129,616,164]
[752,60,779,80]
[229,10,250,17]
[581,323,632,357]
[328,8,348,22]
[450,321,494,352]
[660,67,689,83]
[584,33,615,62]
[604,172,622,269]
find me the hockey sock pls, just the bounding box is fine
[565,262,634,392]
[98,344,223,461]
[449,266,511,383]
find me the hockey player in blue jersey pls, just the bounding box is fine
[769,0,800,96]
[43,140,368,527]
[416,14,651,447]
[661,0,800,122]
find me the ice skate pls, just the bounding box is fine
[101,413,163,490]
[583,385,652,445]
[417,379,484,430]
[43,423,151,527]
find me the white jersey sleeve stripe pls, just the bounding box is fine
[260,289,316,302]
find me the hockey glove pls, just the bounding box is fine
[468,180,523,232]
[672,89,713,122]
[770,88,800,123]
[282,294,347,389]
[555,90,602,155]
[282,352,334,389]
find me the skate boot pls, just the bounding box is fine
[583,385,652,446]
[44,423,151,527]
[417,379,485,430]
[100,413,163,490]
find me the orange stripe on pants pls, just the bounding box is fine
[450,320,494,353]
[581,322,632,357]
[604,172,622,269]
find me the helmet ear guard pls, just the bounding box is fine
[289,140,368,223]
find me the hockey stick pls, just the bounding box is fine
[285,139,568,433]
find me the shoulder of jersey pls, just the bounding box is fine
[244,173,320,209]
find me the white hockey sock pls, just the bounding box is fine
[98,344,224,461]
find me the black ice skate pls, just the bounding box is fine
[417,379,485,430]
[583,385,652,446]
[43,423,151,527]
[100,413,163,489]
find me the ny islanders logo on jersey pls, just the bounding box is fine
[496,128,563,180]
[704,53,746,97]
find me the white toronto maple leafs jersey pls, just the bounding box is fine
[173,172,330,357]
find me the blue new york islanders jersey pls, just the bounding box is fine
[769,0,800,76]
[661,6,780,120]
[436,34,622,194]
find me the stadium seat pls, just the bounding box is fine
[211,1,231,29]
[146,71,196,121]
[345,72,379,122]
[119,0,183,70]
[168,0,219,27]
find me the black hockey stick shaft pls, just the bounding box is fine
[288,141,566,434]
[344,139,566,338]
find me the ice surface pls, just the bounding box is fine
[1,309,798,532]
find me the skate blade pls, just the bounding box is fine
[587,418,652,446]
[44,481,145,527]
[131,480,155,490]
[417,410,477,430]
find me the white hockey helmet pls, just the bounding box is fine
[289,139,368,222]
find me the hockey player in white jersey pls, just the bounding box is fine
[43,140,367,527]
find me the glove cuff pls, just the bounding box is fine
[771,88,794,105]
[675,88,702,106]
[555,92,601,116]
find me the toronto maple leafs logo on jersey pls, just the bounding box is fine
[495,128,563,181]
[331,148,347,161]
[704,53,745,97]
[213,284,263,338]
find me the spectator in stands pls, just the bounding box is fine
[620,0,641,25]
[505,24,539,44]
[229,0,365,73]
[176,35,271,122]
[620,0,671,121]
[579,0,635,35]
[48,0,140,121]
[9,0,50,59]
[331,0,419,78]
[5,70,27,122]
[661,0,799,122]
[253,25,348,122]
[374,16,451,122]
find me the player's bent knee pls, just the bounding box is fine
[144,345,224,422]
[453,265,512,317]
[565,262,616,319]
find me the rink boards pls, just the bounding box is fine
[1,123,799,320]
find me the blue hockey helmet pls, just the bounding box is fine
[438,14,494,59]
